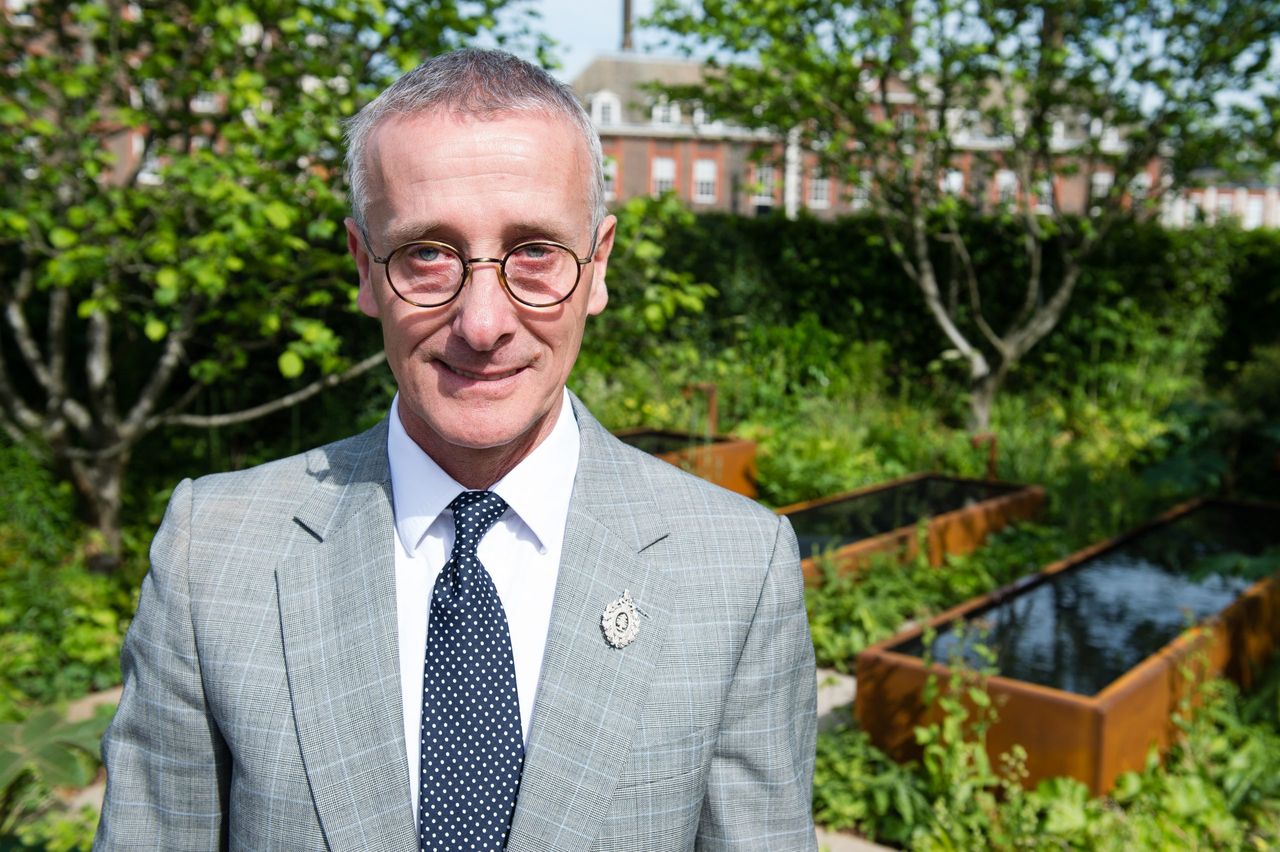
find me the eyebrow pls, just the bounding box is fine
[378,219,582,253]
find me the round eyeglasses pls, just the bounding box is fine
[370,237,595,309]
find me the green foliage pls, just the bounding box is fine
[1141,343,1280,502]
[0,443,130,718]
[649,0,1280,427]
[0,0,543,556]
[806,524,1066,672]
[0,706,111,846]
[574,194,718,429]
[812,725,928,845]
[815,651,1280,849]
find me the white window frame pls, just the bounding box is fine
[852,170,872,210]
[942,169,965,195]
[1244,194,1264,230]
[190,91,220,115]
[751,163,775,205]
[651,99,681,127]
[591,91,621,127]
[1033,179,1054,214]
[603,158,617,202]
[693,158,717,204]
[808,172,830,209]
[996,169,1018,205]
[1091,171,1114,201]
[651,156,676,196]
[1130,172,1152,204]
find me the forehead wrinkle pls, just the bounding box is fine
[365,109,592,249]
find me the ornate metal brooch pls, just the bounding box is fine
[601,589,640,649]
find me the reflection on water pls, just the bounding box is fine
[785,476,1018,559]
[893,503,1280,696]
[616,430,716,455]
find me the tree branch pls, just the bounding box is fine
[4,267,57,397]
[0,344,42,433]
[47,286,69,398]
[909,211,990,379]
[119,298,200,439]
[84,302,120,431]
[944,228,1007,356]
[160,351,386,429]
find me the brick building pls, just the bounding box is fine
[571,51,1274,230]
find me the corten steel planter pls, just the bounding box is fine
[855,498,1280,796]
[614,429,758,498]
[775,473,1045,584]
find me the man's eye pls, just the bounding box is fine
[512,244,553,261]
[411,246,445,262]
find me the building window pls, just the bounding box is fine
[1130,173,1151,204]
[852,170,871,210]
[1217,195,1234,220]
[942,169,965,195]
[996,169,1018,205]
[651,99,681,127]
[1091,171,1114,201]
[693,159,717,203]
[9,0,35,25]
[808,173,830,208]
[751,163,775,205]
[1244,195,1264,229]
[603,158,617,202]
[591,91,621,127]
[651,156,676,196]
[191,91,220,114]
[1033,179,1053,213]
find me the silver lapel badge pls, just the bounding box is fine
[601,589,640,649]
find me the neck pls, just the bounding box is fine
[397,399,561,490]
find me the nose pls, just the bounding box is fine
[450,260,517,351]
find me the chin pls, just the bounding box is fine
[432,403,546,452]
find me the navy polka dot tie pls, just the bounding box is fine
[418,491,523,851]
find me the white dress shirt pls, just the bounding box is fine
[387,391,579,817]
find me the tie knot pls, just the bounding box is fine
[448,490,508,556]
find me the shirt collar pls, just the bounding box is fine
[386,390,580,557]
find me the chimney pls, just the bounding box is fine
[621,0,633,51]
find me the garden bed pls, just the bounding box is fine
[855,498,1280,795]
[776,472,1044,583]
[613,428,758,497]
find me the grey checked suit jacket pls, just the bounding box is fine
[94,396,817,851]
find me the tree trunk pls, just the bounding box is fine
[69,451,129,572]
[969,363,1009,433]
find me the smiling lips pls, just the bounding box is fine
[437,360,526,382]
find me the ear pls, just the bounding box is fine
[586,214,616,317]
[346,217,380,318]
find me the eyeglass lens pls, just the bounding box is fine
[388,242,580,307]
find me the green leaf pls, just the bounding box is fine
[144,318,168,342]
[263,201,295,230]
[155,267,180,290]
[49,227,79,249]
[278,350,304,378]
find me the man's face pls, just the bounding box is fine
[347,108,614,478]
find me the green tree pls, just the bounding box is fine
[650,0,1279,429]
[0,0,548,564]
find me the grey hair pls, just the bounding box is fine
[343,48,605,240]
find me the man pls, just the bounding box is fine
[95,49,816,851]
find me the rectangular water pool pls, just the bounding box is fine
[855,498,1280,794]
[613,429,758,498]
[776,473,1044,582]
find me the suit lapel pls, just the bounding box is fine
[275,423,418,852]
[507,398,673,852]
